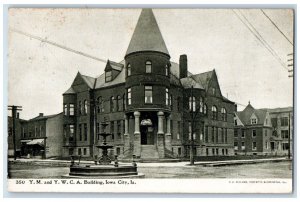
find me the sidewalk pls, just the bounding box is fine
[8,157,291,167]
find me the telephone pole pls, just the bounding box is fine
[190,85,195,165]
[7,105,22,160]
[287,53,293,159]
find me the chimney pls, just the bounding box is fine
[39,113,44,117]
[179,54,187,78]
[16,112,20,119]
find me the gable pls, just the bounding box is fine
[71,72,95,90]
[207,71,222,98]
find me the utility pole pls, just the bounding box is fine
[7,105,22,160]
[287,53,293,159]
[190,85,195,165]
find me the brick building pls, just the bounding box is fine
[19,113,64,158]
[234,104,293,156]
[268,107,293,156]
[62,9,236,159]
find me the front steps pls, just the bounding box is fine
[141,145,159,159]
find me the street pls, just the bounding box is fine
[8,161,292,179]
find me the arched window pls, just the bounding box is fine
[204,104,207,115]
[221,107,227,121]
[84,100,88,114]
[123,94,126,110]
[97,97,104,113]
[212,105,217,120]
[189,96,196,112]
[117,95,122,111]
[127,88,131,105]
[199,97,204,113]
[166,88,169,105]
[110,96,115,112]
[127,63,131,77]
[165,64,169,76]
[146,60,152,73]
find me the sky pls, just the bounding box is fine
[8,8,294,120]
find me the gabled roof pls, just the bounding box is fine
[105,60,124,72]
[80,74,96,89]
[126,9,169,56]
[180,77,204,89]
[236,103,267,125]
[191,70,214,90]
[63,86,76,95]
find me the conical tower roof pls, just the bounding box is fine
[126,9,169,56]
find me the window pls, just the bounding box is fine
[22,127,25,138]
[221,108,227,121]
[241,141,245,150]
[84,124,87,141]
[252,129,257,138]
[234,142,238,150]
[271,118,278,128]
[241,129,245,138]
[40,126,43,137]
[165,64,169,76]
[212,87,216,95]
[205,126,208,143]
[177,121,181,139]
[251,118,257,124]
[79,124,82,141]
[234,119,237,126]
[189,96,196,112]
[117,95,122,111]
[188,122,192,140]
[123,94,126,110]
[265,141,269,149]
[69,148,74,155]
[35,126,37,137]
[69,125,74,141]
[203,104,207,115]
[280,117,288,126]
[211,127,215,142]
[110,96,115,112]
[127,88,131,105]
[212,105,217,120]
[127,63,131,76]
[169,95,172,109]
[166,88,169,105]
[199,97,203,113]
[225,128,228,143]
[83,148,87,155]
[70,104,75,116]
[252,142,257,150]
[97,97,104,113]
[178,148,182,156]
[78,148,81,155]
[234,129,238,137]
[281,130,289,139]
[105,71,112,82]
[146,61,152,73]
[116,147,121,155]
[110,121,114,140]
[64,104,68,115]
[78,101,82,115]
[145,86,153,104]
[84,100,88,114]
[117,121,121,139]
[216,127,219,143]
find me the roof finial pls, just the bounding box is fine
[248,100,250,105]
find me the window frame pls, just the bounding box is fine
[144,86,153,104]
[145,60,152,73]
[105,71,112,82]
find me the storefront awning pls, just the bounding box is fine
[26,139,45,146]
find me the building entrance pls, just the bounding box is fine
[141,125,154,145]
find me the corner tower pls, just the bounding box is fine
[124,9,172,158]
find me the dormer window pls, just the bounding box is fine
[105,71,112,82]
[251,118,257,124]
[146,61,152,73]
[127,64,131,77]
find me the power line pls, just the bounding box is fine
[260,9,293,46]
[232,9,289,71]
[10,28,107,63]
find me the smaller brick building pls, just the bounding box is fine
[234,103,273,155]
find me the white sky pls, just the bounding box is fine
[8,8,294,120]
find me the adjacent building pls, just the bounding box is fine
[234,104,293,156]
[19,113,64,158]
[62,9,236,160]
